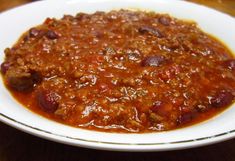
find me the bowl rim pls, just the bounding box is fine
[0,112,235,151]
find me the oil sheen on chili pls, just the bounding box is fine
[1,10,235,133]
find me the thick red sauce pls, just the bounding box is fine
[1,10,235,133]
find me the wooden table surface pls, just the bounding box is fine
[0,0,235,161]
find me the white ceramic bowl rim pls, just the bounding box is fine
[0,0,235,151]
[1,112,235,151]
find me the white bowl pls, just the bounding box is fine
[0,0,235,152]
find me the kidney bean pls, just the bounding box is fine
[223,59,235,70]
[46,30,59,40]
[210,90,234,108]
[1,62,10,74]
[29,28,40,37]
[37,90,60,113]
[24,28,45,41]
[138,26,164,38]
[76,13,91,21]
[62,15,74,21]
[158,16,171,26]
[141,55,166,67]
[151,101,173,116]
[177,111,197,124]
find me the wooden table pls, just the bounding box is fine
[0,1,235,160]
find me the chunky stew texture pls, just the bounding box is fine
[1,10,235,132]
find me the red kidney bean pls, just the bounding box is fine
[37,90,60,113]
[1,62,10,74]
[210,90,234,108]
[223,59,235,70]
[158,16,171,26]
[29,28,40,37]
[177,111,197,125]
[76,13,91,21]
[141,55,166,67]
[151,101,173,116]
[24,28,45,41]
[138,26,164,38]
[46,30,59,40]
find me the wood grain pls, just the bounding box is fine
[0,0,235,161]
[1,121,235,161]
[0,0,31,11]
[187,0,235,16]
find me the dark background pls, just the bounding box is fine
[0,0,235,161]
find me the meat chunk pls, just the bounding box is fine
[5,69,41,92]
[37,90,60,113]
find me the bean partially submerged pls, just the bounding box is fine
[158,16,171,26]
[223,59,235,70]
[141,55,166,67]
[46,30,59,40]
[177,111,197,124]
[210,90,234,108]
[151,101,173,116]
[29,28,40,38]
[0,62,10,75]
[138,26,164,38]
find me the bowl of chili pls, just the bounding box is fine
[0,0,234,151]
